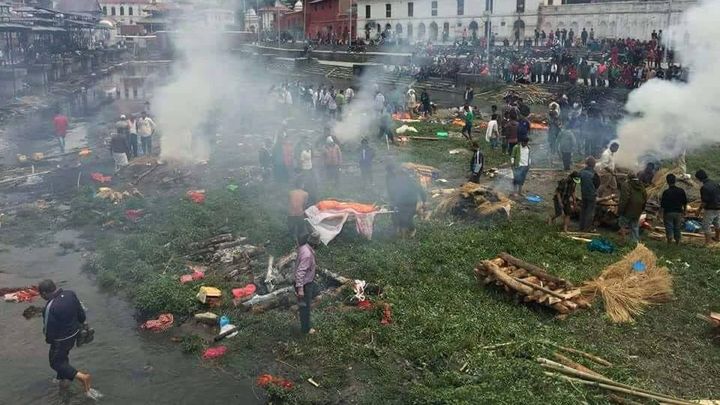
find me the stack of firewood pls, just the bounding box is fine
[474,253,591,316]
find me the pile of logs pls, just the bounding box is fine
[475,253,590,317]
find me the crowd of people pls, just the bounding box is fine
[108,111,156,171]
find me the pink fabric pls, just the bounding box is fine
[202,346,227,359]
[140,314,174,332]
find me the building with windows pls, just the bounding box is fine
[99,0,152,25]
[356,0,546,43]
[355,0,696,44]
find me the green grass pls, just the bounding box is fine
[84,117,720,404]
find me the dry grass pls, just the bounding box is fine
[434,182,512,218]
[581,244,673,323]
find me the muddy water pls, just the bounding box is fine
[0,230,259,404]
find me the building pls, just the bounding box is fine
[305,0,354,41]
[355,0,546,43]
[98,0,151,25]
[53,0,102,15]
[354,0,696,43]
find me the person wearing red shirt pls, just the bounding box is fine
[53,111,69,153]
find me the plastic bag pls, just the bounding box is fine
[202,346,227,360]
[588,238,616,254]
[186,190,206,204]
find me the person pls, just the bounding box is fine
[696,169,720,245]
[345,86,355,103]
[114,114,130,159]
[618,172,648,244]
[127,114,139,158]
[323,136,342,186]
[548,171,580,232]
[53,110,69,153]
[579,157,600,231]
[295,232,320,334]
[637,162,656,186]
[517,114,530,143]
[272,134,290,183]
[386,163,426,238]
[461,105,474,140]
[406,88,417,115]
[556,122,577,171]
[136,111,156,156]
[660,173,687,244]
[288,178,309,243]
[581,28,588,46]
[485,110,500,149]
[335,90,345,118]
[298,138,317,204]
[463,86,474,105]
[374,89,385,115]
[110,131,130,172]
[259,139,273,181]
[359,138,375,187]
[39,279,94,397]
[469,142,484,183]
[420,89,430,117]
[598,141,620,197]
[511,138,531,196]
[547,102,561,161]
[503,110,519,155]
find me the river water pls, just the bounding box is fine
[0,62,261,404]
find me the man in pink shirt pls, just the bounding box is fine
[295,232,320,334]
[53,111,69,153]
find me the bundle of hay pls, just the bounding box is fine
[646,166,692,202]
[435,183,511,219]
[581,244,672,323]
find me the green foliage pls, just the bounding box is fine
[181,335,205,354]
[133,275,198,317]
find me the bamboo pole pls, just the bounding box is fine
[552,352,605,378]
[555,345,613,367]
[499,252,571,287]
[543,372,695,405]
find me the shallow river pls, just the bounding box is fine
[0,230,259,404]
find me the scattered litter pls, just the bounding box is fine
[219,322,238,339]
[22,305,44,319]
[436,131,449,138]
[196,286,222,304]
[525,194,543,203]
[96,187,142,203]
[357,299,372,310]
[24,174,43,185]
[307,378,320,388]
[4,287,39,302]
[186,190,206,204]
[86,388,104,401]
[180,266,205,284]
[256,374,294,390]
[140,313,174,332]
[588,238,615,254]
[125,209,145,222]
[202,345,227,360]
[78,148,92,157]
[90,172,112,184]
[632,261,646,272]
[685,220,702,233]
[194,311,218,324]
[226,184,239,192]
[232,284,257,301]
[448,148,468,155]
[395,125,418,134]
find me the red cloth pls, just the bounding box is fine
[53,115,68,137]
[186,190,206,204]
[232,284,256,300]
[256,374,294,390]
[125,209,144,222]
[380,303,393,325]
[202,346,227,359]
[357,299,372,310]
[90,172,112,184]
[4,287,39,302]
[140,313,174,332]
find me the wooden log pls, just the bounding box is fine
[320,268,352,285]
[551,303,570,314]
[482,261,534,295]
[189,233,233,249]
[132,164,159,185]
[213,325,240,342]
[553,352,605,378]
[275,251,298,270]
[241,286,294,310]
[213,238,249,250]
[499,253,572,287]
[513,277,569,301]
[264,256,275,291]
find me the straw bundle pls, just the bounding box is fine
[646,166,694,202]
[581,244,673,323]
[435,183,511,218]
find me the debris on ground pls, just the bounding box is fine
[90,172,112,184]
[697,312,720,332]
[201,345,227,360]
[256,374,294,390]
[194,312,219,325]
[22,305,44,319]
[140,313,174,332]
[96,187,142,203]
[581,244,672,323]
[475,253,589,318]
[180,265,206,284]
[196,286,222,304]
[3,287,40,302]
[186,189,206,204]
[402,162,439,189]
[395,125,418,134]
[434,183,512,220]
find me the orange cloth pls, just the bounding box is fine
[530,122,549,130]
[289,189,309,216]
[315,200,376,213]
[140,314,174,332]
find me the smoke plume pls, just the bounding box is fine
[614,0,720,168]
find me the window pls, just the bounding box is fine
[111,6,115,15]
[516,0,525,13]
[120,6,124,15]
[407,2,413,17]
[407,23,413,37]
[385,4,391,18]
[457,0,464,16]
[485,0,493,12]
[431,1,437,17]
[102,5,106,14]
[128,6,133,15]
[365,5,370,18]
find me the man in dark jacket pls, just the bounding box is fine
[40,279,93,395]
[469,142,484,183]
[696,169,720,245]
[618,173,648,244]
[463,86,474,105]
[660,173,687,244]
[579,157,600,231]
[387,163,426,238]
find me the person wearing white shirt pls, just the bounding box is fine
[598,141,620,197]
[374,91,385,114]
[136,111,156,156]
[511,139,532,196]
[345,87,354,103]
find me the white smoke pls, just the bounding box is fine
[615,0,720,168]
[153,18,235,161]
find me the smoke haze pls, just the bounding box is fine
[615,0,720,168]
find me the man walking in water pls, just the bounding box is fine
[39,279,98,398]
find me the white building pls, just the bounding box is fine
[356,0,547,43]
[199,7,235,27]
[355,0,696,43]
[99,0,153,25]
